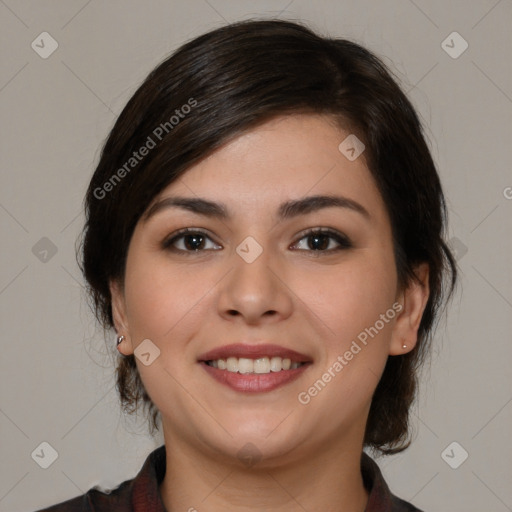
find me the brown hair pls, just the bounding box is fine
[79,19,457,455]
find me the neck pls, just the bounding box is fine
[159,433,369,512]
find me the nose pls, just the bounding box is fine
[216,241,293,326]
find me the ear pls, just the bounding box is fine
[389,263,430,355]
[109,279,134,356]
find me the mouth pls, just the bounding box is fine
[204,356,307,373]
[198,343,312,393]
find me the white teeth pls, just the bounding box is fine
[206,356,305,374]
[238,358,254,374]
[226,357,238,372]
[254,357,269,374]
[269,357,282,372]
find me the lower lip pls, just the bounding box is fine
[200,362,311,393]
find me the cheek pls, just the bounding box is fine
[123,248,219,343]
[309,250,397,344]
[123,248,181,338]
[121,252,208,405]
[295,256,398,424]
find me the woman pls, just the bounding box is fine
[37,18,457,512]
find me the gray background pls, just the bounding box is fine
[1,1,511,511]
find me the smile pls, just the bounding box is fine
[198,343,312,392]
[205,356,306,373]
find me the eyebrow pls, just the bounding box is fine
[142,194,371,222]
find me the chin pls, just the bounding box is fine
[209,424,306,466]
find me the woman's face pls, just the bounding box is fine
[111,114,424,465]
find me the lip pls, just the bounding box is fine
[197,343,312,363]
[201,361,311,393]
[198,343,313,393]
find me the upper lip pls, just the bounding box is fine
[198,343,313,363]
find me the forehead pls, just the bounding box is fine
[151,114,384,218]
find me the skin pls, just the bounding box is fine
[110,114,429,512]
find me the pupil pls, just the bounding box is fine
[309,234,329,250]
[185,234,204,250]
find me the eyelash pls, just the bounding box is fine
[162,227,353,255]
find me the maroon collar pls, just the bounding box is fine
[130,444,167,511]
[360,451,423,511]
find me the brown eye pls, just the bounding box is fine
[291,229,352,252]
[163,229,222,253]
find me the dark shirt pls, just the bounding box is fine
[35,445,423,511]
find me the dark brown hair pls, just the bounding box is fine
[79,18,457,455]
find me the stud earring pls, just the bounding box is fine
[402,343,407,349]
[117,335,125,346]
